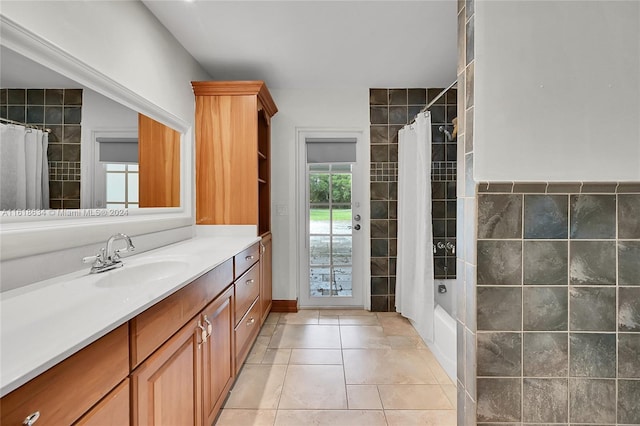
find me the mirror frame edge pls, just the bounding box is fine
[0,15,194,261]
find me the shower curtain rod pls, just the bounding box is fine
[409,79,458,125]
[0,117,51,132]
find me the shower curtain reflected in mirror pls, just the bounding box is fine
[0,124,49,210]
[396,111,435,343]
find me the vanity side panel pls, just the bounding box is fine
[0,324,129,426]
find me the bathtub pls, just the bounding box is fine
[429,303,457,382]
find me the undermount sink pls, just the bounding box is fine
[94,260,189,288]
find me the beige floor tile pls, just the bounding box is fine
[289,349,343,365]
[259,323,277,337]
[279,310,319,324]
[278,365,347,409]
[261,348,292,365]
[269,325,341,349]
[423,352,454,385]
[340,326,391,349]
[274,410,387,426]
[378,384,453,409]
[384,409,457,426]
[215,409,277,426]
[225,365,287,409]
[318,315,340,325]
[346,385,383,409]
[386,335,427,349]
[442,383,457,407]
[339,315,381,326]
[245,336,271,364]
[343,349,438,384]
[378,315,420,337]
[264,312,281,324]
[320,309,375,316]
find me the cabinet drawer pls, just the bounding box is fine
[0,324,128,426]
[234,263,260,323]
[234,243,260,278]
[75,378,130,426]
[130,259,233,368]
[234,297,261,371]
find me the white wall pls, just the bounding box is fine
[270,88,370,301]
[474,0,640,181]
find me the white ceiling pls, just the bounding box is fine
[143,0,458,89]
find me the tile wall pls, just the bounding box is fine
[0,88,83,208]
[369,87,457,312]
[475,183,640,425]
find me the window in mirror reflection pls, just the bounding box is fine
[105,164,139,209]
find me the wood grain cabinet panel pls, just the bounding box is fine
[234,263,260,325]
[0,324,128,426]
[260,234,273,324]
[75,378,130,426]
[234,297,261,372]
[234,242,260,277]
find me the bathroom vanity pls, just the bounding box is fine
[0,235,268,426]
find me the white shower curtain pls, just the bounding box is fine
[396,111,435,343]
[1,124,50,210]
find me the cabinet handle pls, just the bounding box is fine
[203,315,213,337]
[245,279,255,285]
[246,317,255,327]
[260,242,265,253]
[23,412,40,426]
[245,255,254,261]
[197,321,207,344]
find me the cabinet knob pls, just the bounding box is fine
[245,255,254,261]
[260,242,265,253]
[203,315,213,337]
[245,279,255,285]
[246,317,255,327]
[197,321,208,343]
[23,412,40,426]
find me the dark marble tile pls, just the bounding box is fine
[465,0,475,18]
[371,277,388,295]
[44,106,63,125]
[370,257,388,276]
[369,89,387,105]
[388,106,407,125]
[62,181,80,200]
[478,182,514,193]
[407,88,426,105]
[432,144,445,162]
[388,257,396,276]
[432,182,446,200]
[569,378,616,424]
[0,88,7,104]
[523,287,568,331]
[370,126,388,144]
[447,182,456,199]
[465,62,474,109]
[388,89,407,105]
[370,220,388,238]
[618,333,640,378]
[617,183,640,193]
[430,105,446,124]
[388,145,397,162]
[523,241,568,285]
[7,89,25,104]
[464,107,473,153]
[570,195,616,239]
[370,145,388,162]
[7,106,25,122]
[446,200,456,218]
[524,195,569,239]
[389,182,397,200]
[389,277,396,293]
[26,106,44,124]
[569,287,616,331]
[523,332,568,377]
[64,89,83,105]
[477,378,521,422]
[49,181,62,199]
[0,106,6,119]
[477,194,523,239]
[446,143,457,161]
[569,241,616,285]
[522,378,568,423]
[477,332,521,376]
[26,89,44,105]
[389,238,397,257]
[619,287,640,331]
[370,239,388,257]
[62,144,81,162]
[370,200,388,219]
[581,182,617,193]
[619,241,640,285]
[45,89,63,105]
[407,105,423,122]
[570,333,616,378]
[389,125,403,144]
[63,199,80,208]
[465,152,474,197]
[433,201,446,219]
[513,183,547,193]
[48,125,62,143]
[427,88,446,105]
[369,106,388,125]
[547,182,582,193]
[370,295,389,312]
[388,201,397,220]
[477,241,522,285]
[433,219,446,238]
[49,199,63,209]
[618,194,640,238]
[47,144,62,161]
[388,220,397,238]
[466,16,474,65]
[370,182,388,201]
[618,380,640,424]
[477,287,522,331]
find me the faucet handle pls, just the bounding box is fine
[83,248,105,265]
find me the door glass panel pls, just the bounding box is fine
[308,164,353,298]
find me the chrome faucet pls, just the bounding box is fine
[83,233,135,274]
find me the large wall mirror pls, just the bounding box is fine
[0,46,181,212]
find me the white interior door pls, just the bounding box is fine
[298,132,364,308]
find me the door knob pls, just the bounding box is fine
[354,224,361,231]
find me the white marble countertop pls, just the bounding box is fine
[0,234,260,397]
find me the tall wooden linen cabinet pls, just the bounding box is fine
[192,81,276,324]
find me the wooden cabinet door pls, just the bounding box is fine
[75,379,130,426]
[201,286,235,425]
[132,318,202,426]
[260,233,273,324]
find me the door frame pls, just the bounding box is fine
[295,128,370,309]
